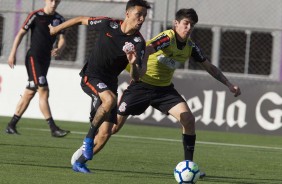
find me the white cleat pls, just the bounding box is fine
[71,145,83,165]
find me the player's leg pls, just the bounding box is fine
[111,114,129,134]
[5,88,36,134]
[37,85,69,137]
[168,100,206,178]
[168,102,196,160]
[6,53,37,135]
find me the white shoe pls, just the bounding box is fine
[71,145,83,165]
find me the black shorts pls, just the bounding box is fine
[81,76,118,124]
[25,50,50,90]
[118,81,186,116]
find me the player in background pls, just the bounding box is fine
[70,8,241,178]
[5,0,69,137]
[49,0,151,173]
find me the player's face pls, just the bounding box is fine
[126,6,148,31]
[174,18,195,41]
[44,0,61,14]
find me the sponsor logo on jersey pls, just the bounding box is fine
[52,19,60,26]
[110,21,118,29]
[134,37,142,43]
[106,32,113,37]
[157,54,182,69]
[118,102,127,112]
[97,83,107,89]
[39,76,47,85]
[90,20,102,25]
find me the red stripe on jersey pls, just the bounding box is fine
[84,76,98,95]
[89,16,112,21]
[21,9,43,29]
[151,36,170,48]
[30,56,38,85]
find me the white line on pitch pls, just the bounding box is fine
[22,127,282,151]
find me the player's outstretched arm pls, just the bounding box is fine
[8,28,27,68]
[49,16,89,35]
[201,60,241,97]
[51,34,66,57]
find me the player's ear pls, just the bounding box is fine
[174,20,178,28]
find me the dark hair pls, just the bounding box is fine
[126,0,151,10]
[175,8,198,23]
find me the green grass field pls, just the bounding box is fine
[1,116,282,184]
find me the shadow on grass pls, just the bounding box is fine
[201,175,282,184]
[0,161,172,179]
[0,143,70,150]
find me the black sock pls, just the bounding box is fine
[8,114,21,127]
[77,155,88,164]
[86,124,98,139]
[182,134,196,161]
[46,117,57,131]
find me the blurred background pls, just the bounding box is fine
[1,0,282,80]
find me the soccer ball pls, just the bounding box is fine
[174,160,200,184]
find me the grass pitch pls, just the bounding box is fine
[1,116,282,184]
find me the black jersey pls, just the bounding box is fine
[81,17,146,84]
[22,9,65,58]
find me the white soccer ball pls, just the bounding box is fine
[174,160,200,184]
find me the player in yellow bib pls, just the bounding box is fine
[114,8,241,178]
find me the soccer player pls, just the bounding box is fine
[113,8,241,178]
[5,0,70,137]
[49,0,151,173]
[70,8,241,177]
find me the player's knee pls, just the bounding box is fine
[180,112,195,129]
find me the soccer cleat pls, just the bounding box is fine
[72,162,91,173]
[71,146,83,165]
[5,125,20,135]
[199,172,206,179]
[82,138,94,160]
[51,128,70,137]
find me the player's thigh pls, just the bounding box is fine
[37,86,50,99]
[168,102,194,125]
[118,83,152,116]
[25,53,50,87]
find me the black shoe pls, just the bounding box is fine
[199,172,206,179]
[5,125,20,135]
[51,128,70,138]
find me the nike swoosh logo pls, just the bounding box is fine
[106,32,112,37]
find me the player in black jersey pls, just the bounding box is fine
[49,0,151,173]
[5,0,69,137]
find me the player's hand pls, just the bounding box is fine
[123,42,137,64]
[51,48,61,57]
[48,24,57,35]
[8,55,16,69]
[229,85,241,97]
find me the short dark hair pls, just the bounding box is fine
[126,0,151,10]
[175,8,198,23]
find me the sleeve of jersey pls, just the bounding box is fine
[191,43,206,62]
[149,32,171,51]
[21,12,37,31]
[88,17,109,31]
[135,41,146,68]
[57,16,66,35]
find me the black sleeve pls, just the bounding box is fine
[191,42,206,62]
[22,11,37,31]
[88,17,112,31]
